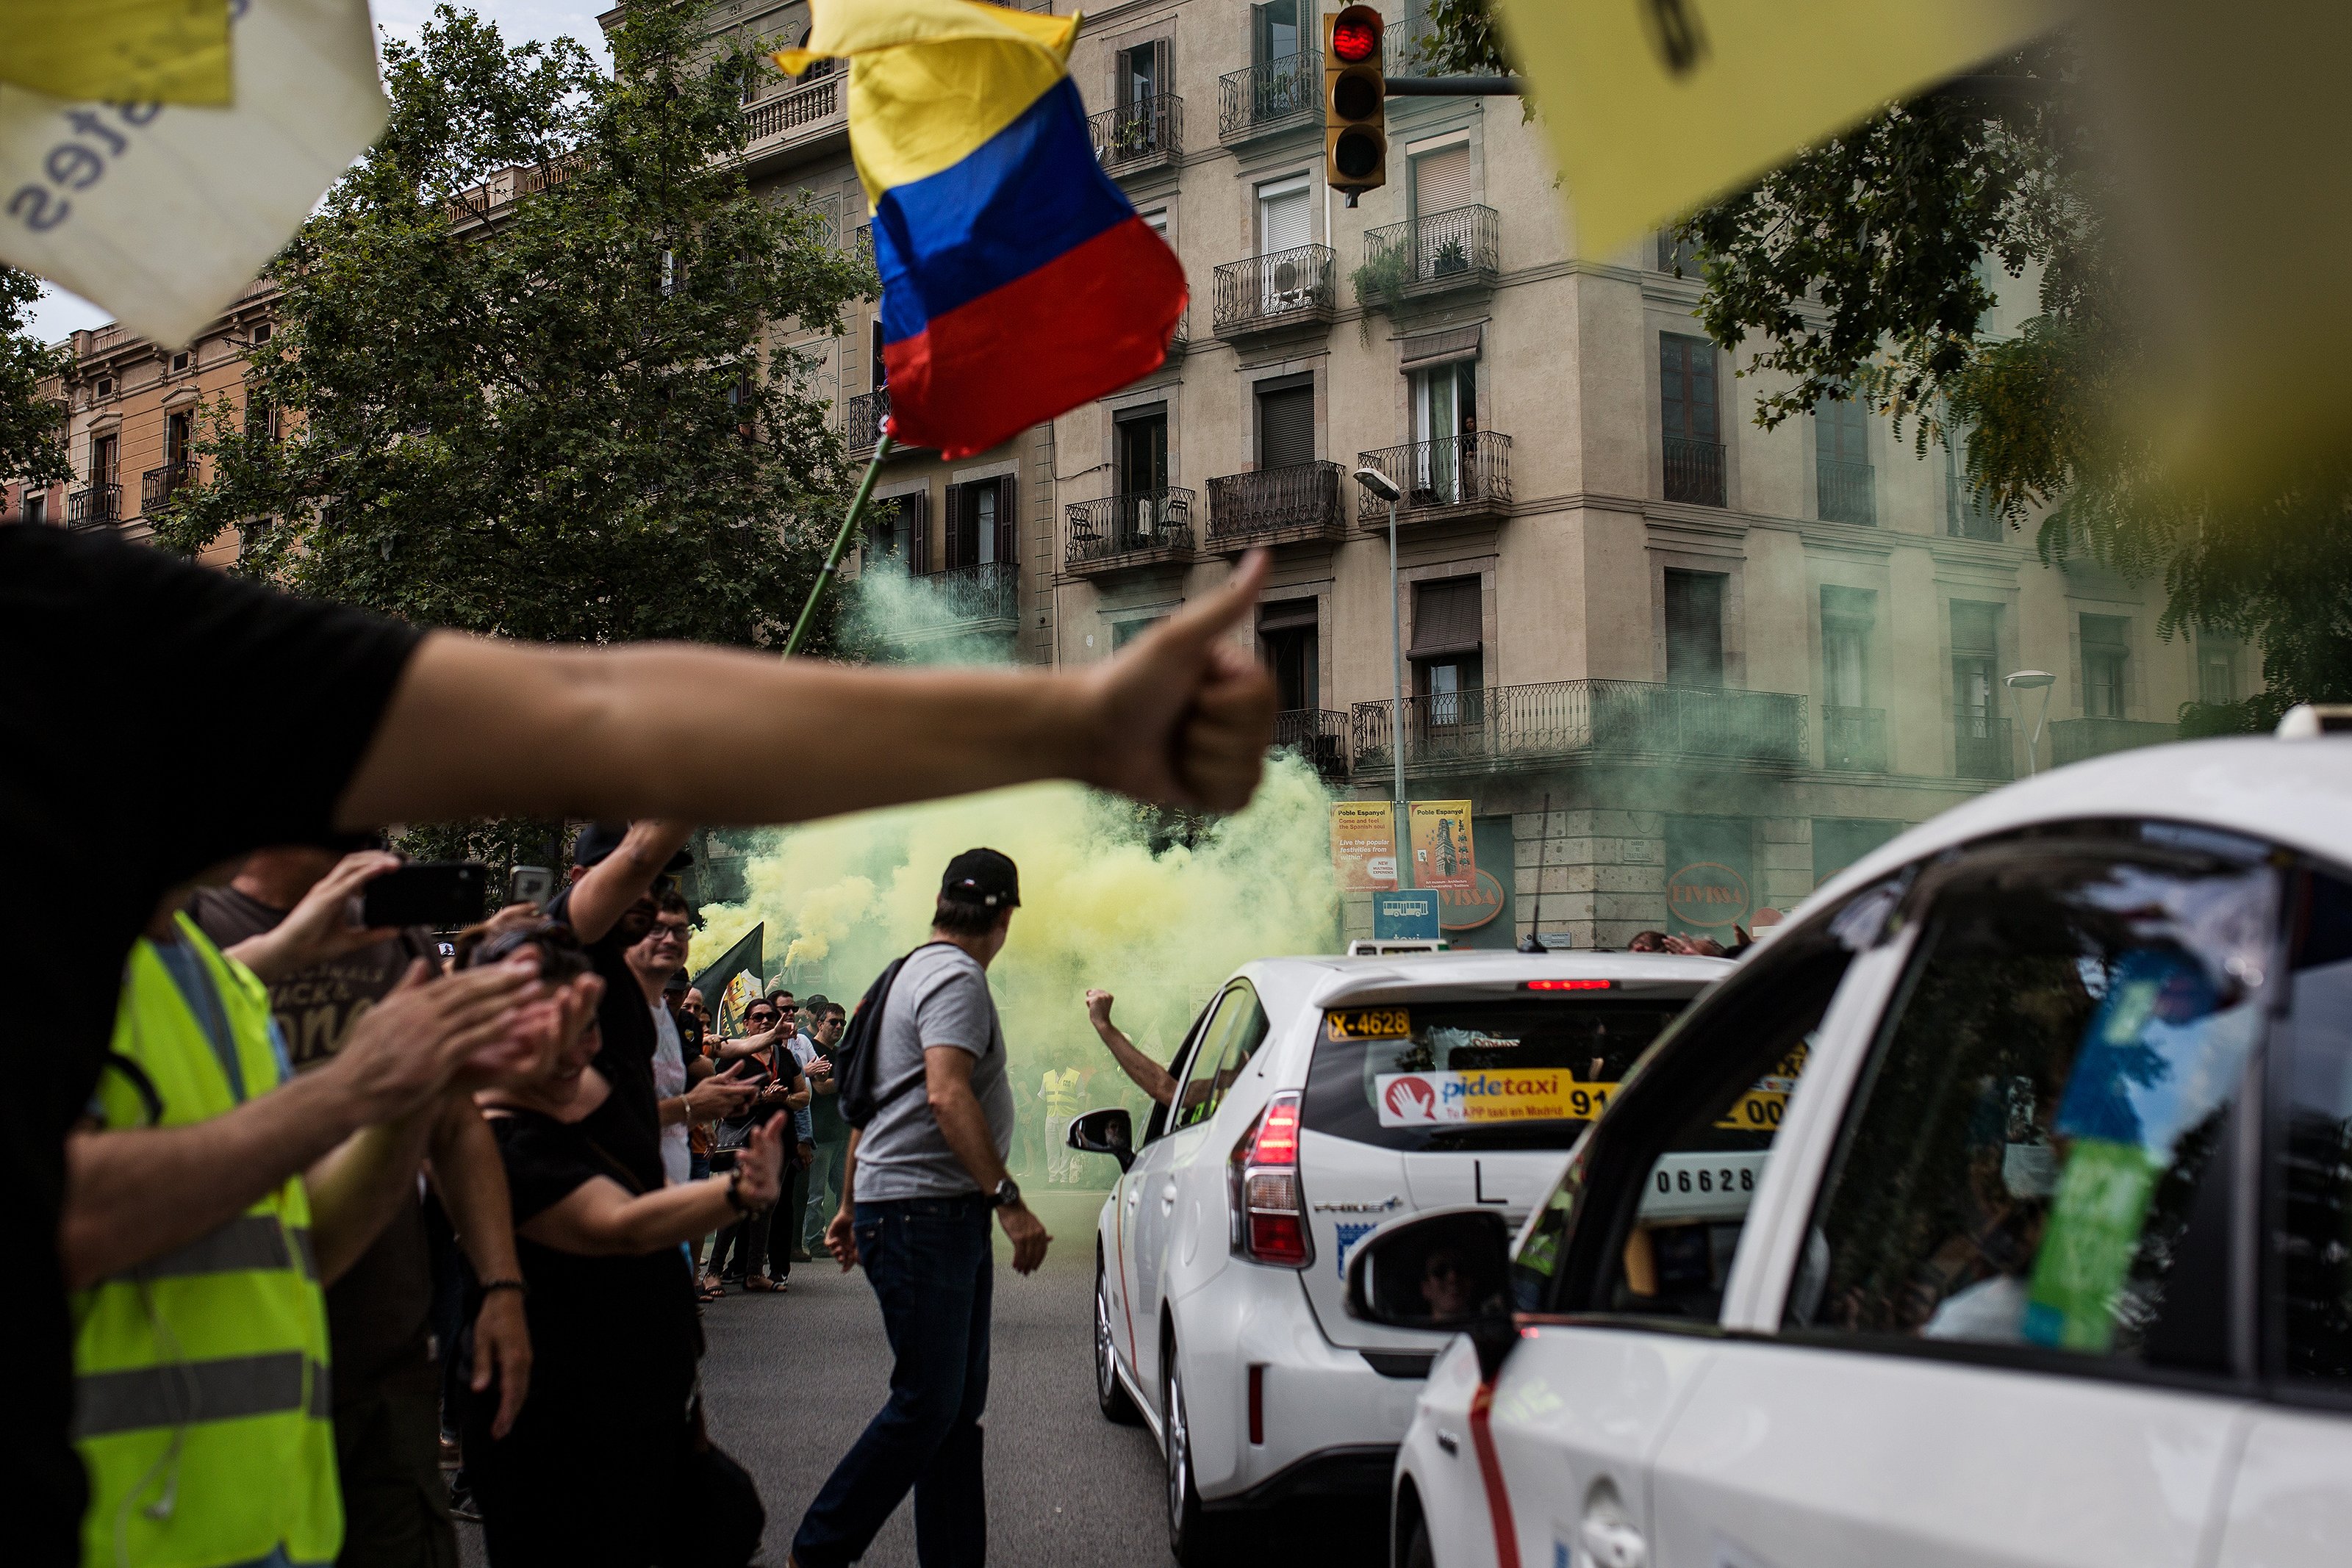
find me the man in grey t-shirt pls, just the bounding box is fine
[792,849,1052,1568]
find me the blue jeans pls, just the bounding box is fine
[792,1194,993,1568]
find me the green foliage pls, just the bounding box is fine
[1349,242,1415,340]
[1415,0,1510,76]
[392,817,573,894]
[0,267,71,493]
[154,1,874,652]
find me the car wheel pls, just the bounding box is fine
[1402,1513,1435,1568]
[1162,1341,1233,1566]
[1095,1259,1141,1425]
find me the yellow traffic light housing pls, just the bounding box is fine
[1324,6,1385,201]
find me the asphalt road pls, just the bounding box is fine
[459,1188,1391,1567]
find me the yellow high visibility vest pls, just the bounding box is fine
[73,912,340,1568]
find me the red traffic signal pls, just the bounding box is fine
[1330,5,1382,64]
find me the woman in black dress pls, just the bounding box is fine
[456,923,785,1567]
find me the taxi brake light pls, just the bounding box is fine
[1524,978,1613,991]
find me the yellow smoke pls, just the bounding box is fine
[688,758,1341,1178]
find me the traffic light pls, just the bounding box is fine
[1324,5,1385,201]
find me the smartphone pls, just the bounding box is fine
[506,864,555,910]
[359,861,489,929]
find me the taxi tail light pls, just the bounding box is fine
[1229,1093,1312,1268]
[1523,978,1613,991]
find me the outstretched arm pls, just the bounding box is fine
[1084,990,1176,1107]
[334,555,1277,830]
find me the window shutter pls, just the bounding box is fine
[912,489,933,574]
[1950,600,2001,654]
[1256,383,1314,470]
[994,475,1019,567]
[944,484,967,569]
[1151,38,1171,102]
[1410,143,1474,218]
[1410,578,1482,655]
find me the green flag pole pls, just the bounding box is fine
[784,431,897,658]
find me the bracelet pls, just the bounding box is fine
[479,1278,527,1298]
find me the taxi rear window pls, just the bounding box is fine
[1301,995,1699,1153]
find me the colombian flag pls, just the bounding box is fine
[778,0,1186,459]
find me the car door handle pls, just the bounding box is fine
[1580,1517,1646,1568]
[1433,1428,1460,1456]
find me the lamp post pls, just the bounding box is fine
[2004,669,2057,776]
[1352,464,1407,889]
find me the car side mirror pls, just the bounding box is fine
[1066,1107,1135,1173]
[1345,1208,1519,1380]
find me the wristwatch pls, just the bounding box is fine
[990,1176,1023,1211]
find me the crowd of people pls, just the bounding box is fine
[13,521,1277,1568]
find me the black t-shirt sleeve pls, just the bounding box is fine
[490,1115,612,1226]
[5,528,423,888]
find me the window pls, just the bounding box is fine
[2082,614,2131,719]
[1255,174,1311,257]
[1655,227,1702,276]
[165,410,193,470]
[1115,402,1168,497]
[1946,425,1999,541]
[2278,869,2352,1383]
[1111,616,1164,651]
[96,377,114,398]
[1258,600,1319,711]
[253,323,272,345]
[1663,569,1725,688]
[1175,982,1270,1129]
[1141,206,1169,239]
[171,350,191,373]
[1252,0,1301,66]
[1254,375,1313,470]
[2198,636,2240,708]
[1814,394,1874,525]
[1821,586,1874,711]
[245,395,280,444]
[1787,839,2275,1367]
[1411,577,1482,723]
[1952,600,2000,724]
[1408,140,1473,220]
[90,433,118,492]
[870,319,886,392]
[1118,40,1165,108]
[864,491,922,565]
[21,490,45,526]
[1660,334,1723,506]
[944,477,1016,569]
[1812,818,1902,888]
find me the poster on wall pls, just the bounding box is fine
[1438,816,1516,949]
[1663,814,1753,938]
[1408,800,1477,892]
[1330,801,1399,892]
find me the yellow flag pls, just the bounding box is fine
[0,0,383,348]
[1493,0,2052,262]
[0,0,232,106]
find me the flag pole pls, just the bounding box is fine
[784,430,897,658]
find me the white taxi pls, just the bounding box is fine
[1063,949,1730,1564]
[1351,733,2352,1568]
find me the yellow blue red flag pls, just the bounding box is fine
[778,0,1185,459]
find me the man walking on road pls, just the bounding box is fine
[791,849,1047,1568]
[802,1000,849,1256]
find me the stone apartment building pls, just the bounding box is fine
[7,0,2253,951]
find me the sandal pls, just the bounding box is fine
[698,1274,725,1301]
[743,1274,778,1292]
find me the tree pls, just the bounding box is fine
[155,1,871,652]
[1416,7,2350,724]
[1,267,71,494]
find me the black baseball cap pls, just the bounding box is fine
[573,821,694,873]
[940,848,1020,909]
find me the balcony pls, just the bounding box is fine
[67,484,120,529]
[1205,461,1345,550]
[1353,434,1512,527]
[870,561,1021,641]
[1664,436,1725,506]
[1955,715,2015,781]
[1213,245,1336,338]
[1822,706,1887,772]
[846,389,890,453]
[1274,708,1350,780]
[2050,716,2178,768]
[141,464,192,514]
[743,69,845,157]
[1065,488,1197,576]
[1351,680,1807,778]
[1817,458,1876,527]
[1358,204,1499,301]
[1089,94,1183,178]
[1218,53,1320,144]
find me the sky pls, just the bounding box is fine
[23,1,617,342]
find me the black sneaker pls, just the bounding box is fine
[448,1484,481,1525]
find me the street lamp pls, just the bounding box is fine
[1352,465,1407,890]
[2004,669,2057,776]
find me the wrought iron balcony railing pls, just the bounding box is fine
[1954,714,2015,781]
[1353,434,1512,523]
[847,388,889,452]
[1817,458,1876,527]
[1212,244,1336,337]
[141,464,192,514]
[1359,204,1499,298]
[1065,488,1196,572]
[1217,53,1319,142]
[67,484,120,529]
[1663,436,1725,507]
[1351,680,1807,776]
[1822,705,1887,772]
[744,71,844,148]
[2049,716,2178,768]
[1089,93,1183,176]
[1205,460,1344,549]
[1274,708,1350,779]
[868,561,1021,633]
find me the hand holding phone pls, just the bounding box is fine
[359,862,490,929]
